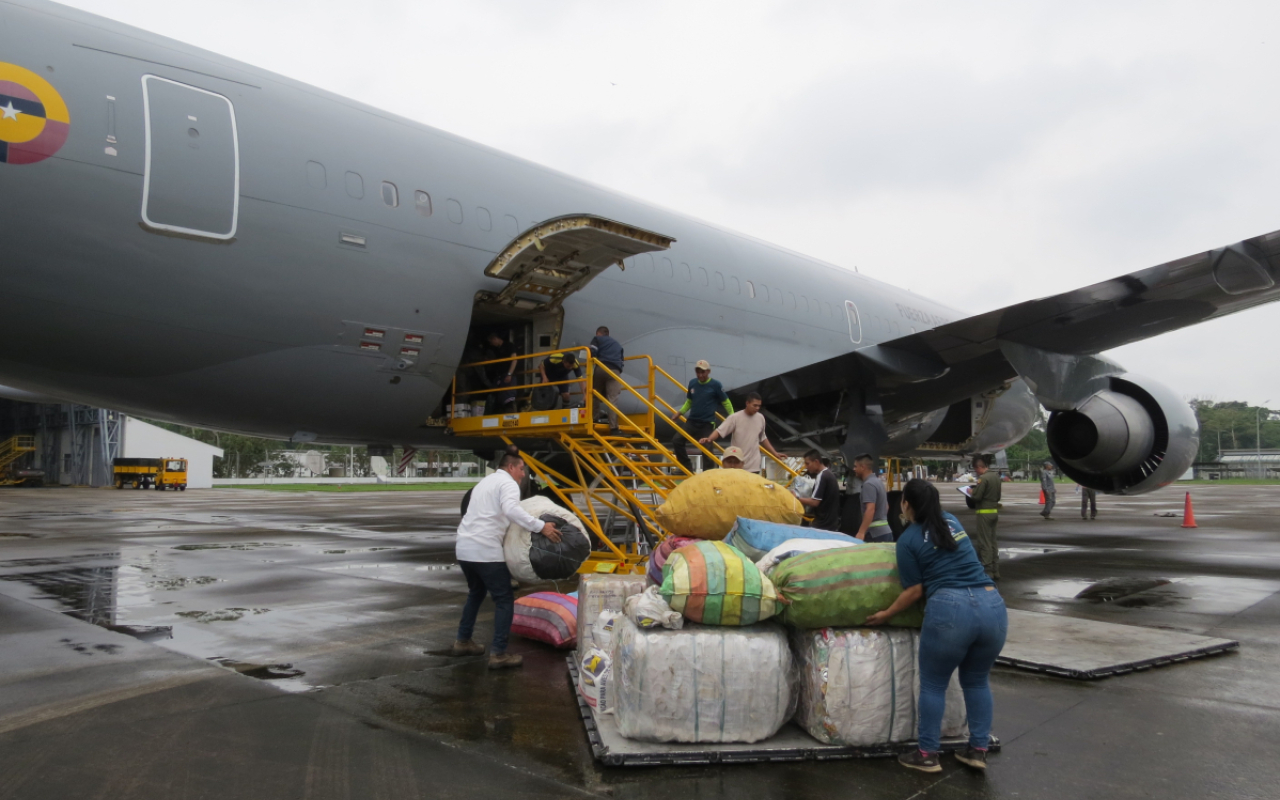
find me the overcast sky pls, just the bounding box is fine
[58,0,1280,407]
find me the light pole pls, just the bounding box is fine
[1258,401,1271,479]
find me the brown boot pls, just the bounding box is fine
[488,653,523,669]
[450,640,485,657]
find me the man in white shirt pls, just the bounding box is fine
[699,393,782,474]
[452,452,560,669]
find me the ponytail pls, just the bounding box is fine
[902,478,957,551]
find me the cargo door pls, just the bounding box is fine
[141,75,240,240]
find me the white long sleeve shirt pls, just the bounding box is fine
[456,470,544,562]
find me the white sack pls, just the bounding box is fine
[624,586,684,630]
[791,474,816,498]
[792,627,967,746]
[502,496,587,583]
[576,574,648,657]
[755,537,860,576]
[593,610,621,654]
[577,647,614,714]
[612,616,795,743]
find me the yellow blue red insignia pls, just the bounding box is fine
[0,62,70,165]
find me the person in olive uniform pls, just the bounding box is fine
[969,455,1002,580]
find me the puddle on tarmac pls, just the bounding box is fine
[416,564,460,572]
[0,532,41,538]
[1002,546,1076,560]
[1032,575,1280,613]
[172,542,296,551]
[320,547,399,555]
[209,656,304,680]
[175,608,270,623]
[0,552,118,568]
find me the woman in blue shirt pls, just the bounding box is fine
[867,478,1007,774]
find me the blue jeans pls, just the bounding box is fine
[917,586,1008,752]
[457,561,515,655]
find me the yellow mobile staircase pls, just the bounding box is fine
[0,435,37,486]
[448,349,799,575]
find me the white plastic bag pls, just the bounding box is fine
[577,647,614,714]
[755,537,859,575]
[623,586,684,630]
[593,610,621,654]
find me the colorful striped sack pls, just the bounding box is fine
[771,543,923,628]
[659,541,779,625]
[511,592,578,648]
[646,536,696,585]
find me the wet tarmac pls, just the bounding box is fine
[0,483,1278,799]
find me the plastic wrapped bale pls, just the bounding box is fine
[645,536,696,585]
[793,627,968,746]
[725,517,859,562]
[772,543,924,628]
[654,470,802,540]
[660,540,780,625]
[755,538,860,576]
[511,592,578,649]
[612,616,796,743]
[503,496,591,583]
[575,573,648,656]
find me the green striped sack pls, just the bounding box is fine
[771,543,923,628]
[660,540,780,626]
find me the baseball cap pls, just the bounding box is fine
[695,359,711,370]
[721,446,745,461]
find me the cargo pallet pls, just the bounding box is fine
[566,657,998,767]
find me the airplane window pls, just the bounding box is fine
[714,271,725,291]
[661,257,674,277]
[698,267,709,286]
[639,253,654,272]
[681,262,692,282]
[731,276,740,294]
[306,161,326,190]
[787,292,796,310]
[760,283,769,301]
[381,181,398,207]
[414,190,432,217]
[771,288,782,305]
[446,198,463,224]
[824,301,833,316]
[746,280,755,298]
[504,214,518,236]
[477,207,492,231]
[345,171,364,199]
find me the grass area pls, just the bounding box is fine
[217,482,478,492]
[1175,478,1280,485]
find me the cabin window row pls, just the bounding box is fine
[626,252,839,320]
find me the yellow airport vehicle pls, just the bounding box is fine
[113,457,188,490]
[0,435,40,486]
[448,348,799,574]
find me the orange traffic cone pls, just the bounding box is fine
[1038,489,1045,505]
[1181,492,1198,529]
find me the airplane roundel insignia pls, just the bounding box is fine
[0,62,71,165]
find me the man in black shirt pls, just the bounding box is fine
[795,449,841,530]
[537,352,582,410]
[485,332,519,414]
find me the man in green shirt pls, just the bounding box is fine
[669,360,733,472]
[969,454,1002,580]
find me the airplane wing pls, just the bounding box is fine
[742,226,1280,416]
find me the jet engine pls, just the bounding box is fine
[1046,375,1198,495]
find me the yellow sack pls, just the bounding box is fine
[655,470,803,540]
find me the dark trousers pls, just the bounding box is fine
[457,560,515,654]
[672,419,714,472]
[1081,488,1097,519]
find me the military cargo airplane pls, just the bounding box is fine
[4,0,1280,494]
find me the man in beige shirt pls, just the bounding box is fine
[699,393,782,474]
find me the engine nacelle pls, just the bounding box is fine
[1046,375,1198,495]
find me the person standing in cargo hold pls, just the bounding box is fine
[450,452,561,670]
[969,455,1002,580]
[588,327,625,429]
[670,360,733,472]
[867,479,1006,774]
[485,332,520,414]
[698,392,783,474]
[851,454,892,542]
[795,449,841,530]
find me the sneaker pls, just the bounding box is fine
[898,749,941,773]
[450,640,485,657]
[488,653,523,670]
[955,745,987,770]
